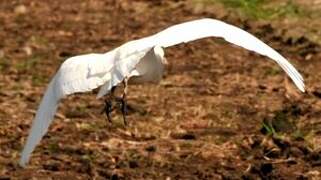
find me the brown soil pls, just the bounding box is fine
[1,0,321,179]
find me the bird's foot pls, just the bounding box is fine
[101,99,113,123]
[101,97,128,126]
[102,79,128,126]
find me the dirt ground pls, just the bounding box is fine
[1,0,321,179]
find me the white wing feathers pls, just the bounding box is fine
[20,75,59,166]
[20,18,305,167]
[98,18,305,94]
[151,19,304,91]
[19,54,113,166]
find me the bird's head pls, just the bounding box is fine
[153,46,168,65]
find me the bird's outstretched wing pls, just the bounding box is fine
[19,53,113,166]
[151,18,304,92]
[20,18,305,167]
[97,18,305,97]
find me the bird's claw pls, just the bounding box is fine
[102,97,128,126]
[103,79,128,126]
[102,99,113,123]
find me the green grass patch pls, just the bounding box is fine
[47,143,60,154]
[77,122,102,132]
[199,0,308,20]
[15,56,41,73]
[261,121,277,136]
[264,66,281,76]
[30,35,49,47]
[32,74,47,86]
[291,129,305,141]
[217,0,269,19]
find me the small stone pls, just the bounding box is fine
[14,5,27,15]
[23,46,32,56]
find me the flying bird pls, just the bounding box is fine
[19,18,305,167]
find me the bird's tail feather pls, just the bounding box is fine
[19,76,60,167]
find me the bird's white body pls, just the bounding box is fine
[19,18,305,167]
[97,46,166,97]
[128,46,166,84]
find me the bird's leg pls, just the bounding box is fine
[116,78,128,126]
[102,100,113,123]
[101,86,117,123]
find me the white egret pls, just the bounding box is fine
[19,18,305,167]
